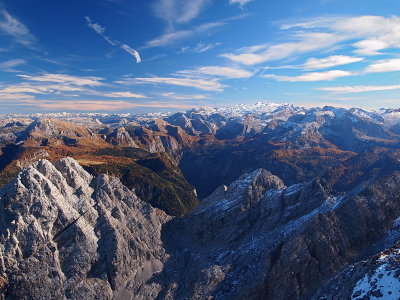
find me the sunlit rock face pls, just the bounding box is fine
[0,158,170,300]
[1,157,400,299]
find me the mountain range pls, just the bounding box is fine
[0,102,400,299]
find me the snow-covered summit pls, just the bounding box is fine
[215,102,290,116]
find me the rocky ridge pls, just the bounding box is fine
[1,158,400,299]
[0,158,170,299]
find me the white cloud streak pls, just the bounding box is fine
[120,44,141,63]
[264,70,353,82]
[0,84,85,94]
[0,92,34,100]
[118,76,225,92]
[222,32,341,65]
[182,66,253,78]
[0,9,35,46]
[145,30,192,48]
[153,0,209,25]
[143,21,225,48]
[318,85,400,93]
[85,16,141,63]
[160,92,208,100]
[193,42,221,53]
[99,91,147,98]
[365,58,400,73]
[222,16,400,66]
[229,0,252,6]
[18,73,104,86]
[0,59,25,71]
[352,39,387,56]
[303,55,364,70]
[19,100,195,111]
[1,73,148,101]
[0,74,102,100]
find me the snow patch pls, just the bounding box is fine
[352,253,400,300]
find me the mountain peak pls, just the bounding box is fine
[0,158,170,299]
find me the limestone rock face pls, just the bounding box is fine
[1,159,400,300]
[151,171,400,300]
[0,158,170,300]
[312,243,400,300]
[104,121,199,160]
[106,127,140,147]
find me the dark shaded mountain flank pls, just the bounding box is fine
[86,149,198,216]
[1,158,400,299]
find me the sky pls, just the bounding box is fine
[1,0,400,113]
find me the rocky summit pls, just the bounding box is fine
[0,158,170,300]
[1,157,400,299]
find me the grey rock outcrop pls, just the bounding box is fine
[313,243,400,300]
[1,159,400,299]
[151,171,400,299]
[0,158,170,300]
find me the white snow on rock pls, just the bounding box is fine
[352,249,400,300]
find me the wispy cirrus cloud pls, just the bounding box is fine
[85,16,141,63]
[85,16,117,46]
[263,55,364,71]
[18,73,104,86]
[144,11,248,49]
[143,21,225,49]
[229,0,252,7]
[222,16,400,66]
[96,91,147,98]
[159,92,208,100]
[145,30,193,48]
[1,73,148,101]
[318,85,400,93]
[119,64,252,94]
[0,59,25,72]
[365,58,400,73]
[193,42,221,53]
[352,39,387,56]
[13,99,196,111]
[178,66,254,78]
[222,32,341,65]
[264,70,353,82]
[0,9,35,46]
[303,55,364,70]
[0,92,34,100]
[287,15,400,56]
[0,84,85,95]
[120,44,141,63]
[0,73,102,99]
[117,76,225,92]
[153,0,209,26]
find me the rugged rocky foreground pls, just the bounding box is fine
[1,158,400,299]
[0,158,170,299]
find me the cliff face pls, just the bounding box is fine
[313,242,400,300]
[0,158,170,300]
[152,169,400,300]
[1,158,400,299]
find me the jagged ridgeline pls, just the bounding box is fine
[1,103,400,299]
[87,148,198,216]
[0,158,400,299]
[0,118,198,216]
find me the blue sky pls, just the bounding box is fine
[1,0,400,113]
